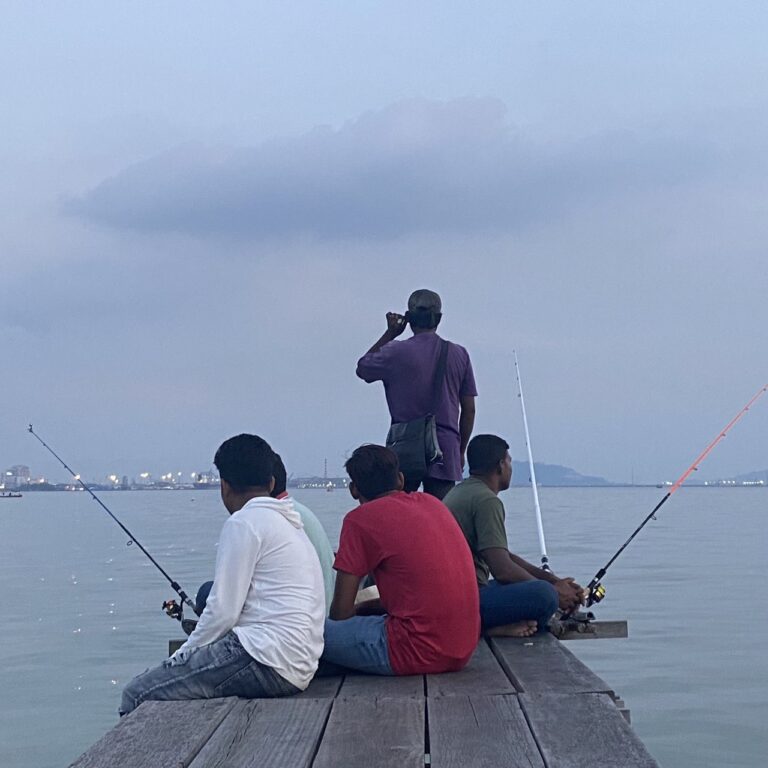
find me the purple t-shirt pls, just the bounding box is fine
[356,333,477,481]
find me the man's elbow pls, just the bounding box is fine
[329,604,355,621]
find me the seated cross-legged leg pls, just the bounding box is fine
[321,615,394,675]
[479,580,558,637]
[121,631,299,715]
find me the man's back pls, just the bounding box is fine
[290,496,336,614]
[356,333,476,482]
[189,496,325,689]
[334,491,479,674]
[443,477,509,587]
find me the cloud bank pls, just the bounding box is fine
[64,98,711,240]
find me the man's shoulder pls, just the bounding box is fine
[354,491,442,520]
[446,477,495,501]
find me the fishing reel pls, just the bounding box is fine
[162,599,183,621]
[585,581,606,607]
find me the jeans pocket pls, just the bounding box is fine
[214,661,296,699]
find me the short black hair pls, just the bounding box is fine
[467,434,510,475]
[271,453,287,497]
[344,444,400,500]
[214,434,275,492]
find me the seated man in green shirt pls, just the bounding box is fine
[443,434,583,636]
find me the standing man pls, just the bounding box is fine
[443,434,584,637]
[356,289,476,500]
[121,434,325,714]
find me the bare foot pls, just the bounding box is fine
[485,620,538,638]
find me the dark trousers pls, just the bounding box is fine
[479,580,558,633]
[403,474,455,500]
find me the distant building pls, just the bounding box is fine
[2,465,31,489]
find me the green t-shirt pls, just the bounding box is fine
[443,477,508,586]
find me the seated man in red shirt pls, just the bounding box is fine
[322,444,479,675]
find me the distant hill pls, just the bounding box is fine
[730,469,768,483]
[510,461,609,487]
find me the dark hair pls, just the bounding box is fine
[467,434,510,475]
[344,444,400,500]
[271,453,287,497]
[214,434,275,491]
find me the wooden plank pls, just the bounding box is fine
[428,694,544,768]
[555,620,629,641]
[314,696,424,768]
[188,698,331,768]
[169,639,185,655]
[337,672,424,698]
[520,693,659,767]
[426,639,515,697]
[296,674,343,699]
[489,633,615,694]
[70,698,236,768]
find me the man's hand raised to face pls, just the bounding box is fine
[386,312,407,339]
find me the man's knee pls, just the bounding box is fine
[533,580,558,617]
[120,676,142,716]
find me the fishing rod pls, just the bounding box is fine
[513,351,550,571]
[27,425,199,621]
[573,383,768,614]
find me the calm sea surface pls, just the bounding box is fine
[1,487,766,767]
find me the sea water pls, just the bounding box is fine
[0,487,765,767]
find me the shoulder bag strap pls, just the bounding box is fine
[429,340,450,415]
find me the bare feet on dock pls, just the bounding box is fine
[485,620,537,638]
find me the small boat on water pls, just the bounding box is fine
[0,491,22,498]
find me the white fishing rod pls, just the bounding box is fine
[513,351,550,571]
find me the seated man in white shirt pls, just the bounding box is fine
[120,433,325,715]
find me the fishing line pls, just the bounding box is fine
[28,425,199,619]
[574,383,768,613]
[513,351,550,571]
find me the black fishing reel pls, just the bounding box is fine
[162,599,183,621]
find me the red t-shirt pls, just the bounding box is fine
[334,491,480,675]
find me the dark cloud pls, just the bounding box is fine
[63,98,713,240]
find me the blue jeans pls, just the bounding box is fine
[321,615,394,675]
[479,580,558,633]
[120,631,299,715]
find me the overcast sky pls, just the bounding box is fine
[3,2,767,484]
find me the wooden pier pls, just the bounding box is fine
[70,631,658,768]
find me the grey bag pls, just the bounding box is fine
[385,340,449,478]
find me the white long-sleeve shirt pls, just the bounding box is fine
[175,496,325,689]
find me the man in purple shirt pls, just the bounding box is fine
[356,289,477,500]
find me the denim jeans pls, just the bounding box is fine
[120,631,299,715]
[479,579,558,633]
[321,615,394,675]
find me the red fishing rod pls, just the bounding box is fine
[576,383,768,613]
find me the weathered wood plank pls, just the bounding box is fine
[169,639,185,656]
[428,695,544,768]
[337,672,424,698]
[188,698,331,768]
[520,693,659,767]
[489,633,615,694]
[69,698,236,768]
[556,620,629,640]
[314,696,424,768]
[296,674,343,699]
[426,639,515,697]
